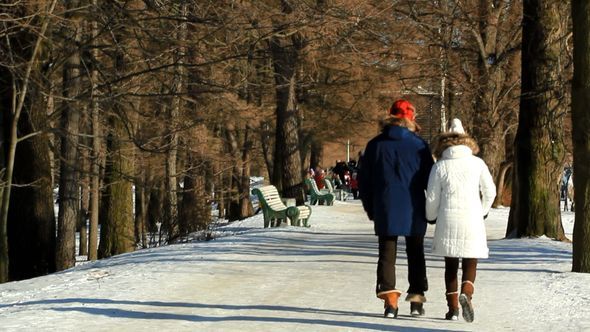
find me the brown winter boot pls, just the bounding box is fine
[377,290,402,318]
[445,291,459,320]
[405,293,427,317]
[459,281,475,322]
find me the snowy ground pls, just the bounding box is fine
[0,200,588,332]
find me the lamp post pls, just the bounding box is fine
[346,139,350,162]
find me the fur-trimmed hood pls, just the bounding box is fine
[431,132,480,159]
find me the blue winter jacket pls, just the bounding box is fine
[358,123,433,236]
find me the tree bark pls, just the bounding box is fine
[239,126,254,219]
[270,9,305,203]
[179,153,211,235]
[259,120,274,181]
[572,0,590,272]
[97,5,136,257]
[507,0,567,240]
[98,116,135,258]
[78,141,89,257]
[162,2,188,241]
[493,162,512,208]
[134,169,149,248]
[8,72,56,280]
[88,0,102,261]
[56,0,83,270]
[147,180,164,247]
[0,0,57,283]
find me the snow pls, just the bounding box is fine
[1,200,589,331]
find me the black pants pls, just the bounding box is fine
[376,236,428,295]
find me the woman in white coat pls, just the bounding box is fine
[425,119,496,323]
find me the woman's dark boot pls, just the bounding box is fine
[406,293,426,317]
[445,291,459,320]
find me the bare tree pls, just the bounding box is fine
[88,0,102,261]
[56,0,84,270]
[0,0,58,282]
[506,0,568,240]
[572,0,590,272]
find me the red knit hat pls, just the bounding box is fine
[389,99,416,121]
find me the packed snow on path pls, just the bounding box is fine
[0,200,589,332]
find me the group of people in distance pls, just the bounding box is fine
[309,157,360,200]
[358,99,496,323]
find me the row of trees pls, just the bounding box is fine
[0,1,411,282]
[0,0,589,282]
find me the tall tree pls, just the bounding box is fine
[88,0,102,261]
[8,62,56,280]
[0,0,58,282]
[572,0,590,272]
[396,0,522,178]
[506,0,568,240]
[270,1,306,203]
[56,0,83,270]
[98,115,135,258]
[97,1,136,257]
[162,2,188,241]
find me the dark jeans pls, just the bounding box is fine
[376,236,428,295]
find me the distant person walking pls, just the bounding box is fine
[349,170,359,199]
[358,99,434,318]
[333,159,349,187]
[425,119,496,322]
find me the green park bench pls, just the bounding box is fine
[304,178,335,206]
[252,185,312,228]
[324,178,347,201]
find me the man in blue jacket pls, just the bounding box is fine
[358,99,434,319]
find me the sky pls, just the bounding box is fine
[0,199,588,332]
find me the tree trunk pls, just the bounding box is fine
[309,138,323,171]
[469,0,521,179]
[224,122,254,221]
[147,180,164,247]
[225,123,241,222]
[78,143,89,257]
[572,0,590,272]
[270,11,305,203]
[179,153,211,235]
[56,0,83,270]
[259,120,274,181]
[239,127,254,219]
[134,169,149,248]
[98,116,135,258]
[507,0,567,240]
[472,67,506,180]
[0,0,57,283]
[493,162,512,208]
[162,2,188,241]
[216,163,226,220]
[8,75,56,280]
[97,10,135,257]
[88,0,101,261]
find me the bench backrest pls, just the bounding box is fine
[252,185,287,211]
[324,178,335,193]
[305,178,322,194]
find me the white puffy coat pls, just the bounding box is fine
[426,145,496,258]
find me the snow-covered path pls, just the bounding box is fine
[1,200,589,331]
